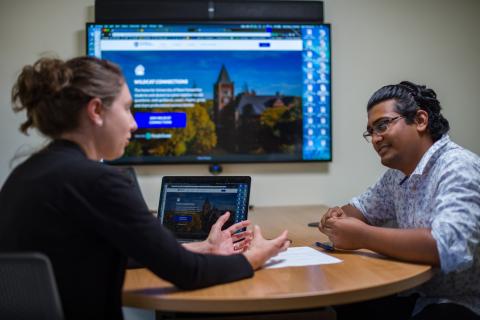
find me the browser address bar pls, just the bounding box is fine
[111,32,272,38]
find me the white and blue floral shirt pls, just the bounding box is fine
[351,135,480,316]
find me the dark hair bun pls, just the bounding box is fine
[398,81,440,113]
[11,56,123,137]
[12,58,73,134]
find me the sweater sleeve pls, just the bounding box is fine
[65,167,253,289]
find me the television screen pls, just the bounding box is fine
[87,22,331,164]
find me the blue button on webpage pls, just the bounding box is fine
[135,112,187,129]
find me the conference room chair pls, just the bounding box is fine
[0,252,64,320]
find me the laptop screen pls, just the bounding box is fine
[158,176,251,241]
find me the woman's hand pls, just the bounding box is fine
[206,211,252,255]
[243,225,290,270]
[183,212,252,255]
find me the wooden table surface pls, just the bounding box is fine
[123,205,433,313]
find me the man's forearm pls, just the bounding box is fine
[361,225,440,266]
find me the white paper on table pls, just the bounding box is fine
[263,246,342,269]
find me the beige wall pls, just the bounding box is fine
[1,0,479,210]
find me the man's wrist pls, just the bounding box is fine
[359,224,374,249]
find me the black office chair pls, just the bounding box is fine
[0,252,64,320]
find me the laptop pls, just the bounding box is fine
[157,176,251,243]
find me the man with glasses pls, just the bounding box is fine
[319,81,480,320]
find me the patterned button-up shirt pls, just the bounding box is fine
[351,135,480,315]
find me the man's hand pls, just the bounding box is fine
[321,216,368,250]
[319,206,346,234]
[206,211,252,255]
[243,225,290,270]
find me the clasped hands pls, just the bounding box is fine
[318,206,367,250]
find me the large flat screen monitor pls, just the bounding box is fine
[87,22,331,164]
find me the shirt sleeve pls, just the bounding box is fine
[349,170,397,226]
[430,156,480,274]
[65,168,253,289]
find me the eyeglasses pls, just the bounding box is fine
[363,116,405,143]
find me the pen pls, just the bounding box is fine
[315,241,335,251]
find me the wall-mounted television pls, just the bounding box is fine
[87,22,331,164]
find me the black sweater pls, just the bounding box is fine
[0,140,253,320]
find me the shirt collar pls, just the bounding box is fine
[411,134,450,177]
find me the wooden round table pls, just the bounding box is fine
[123,205,433,314]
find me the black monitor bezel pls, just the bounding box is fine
[85,21,332,165]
